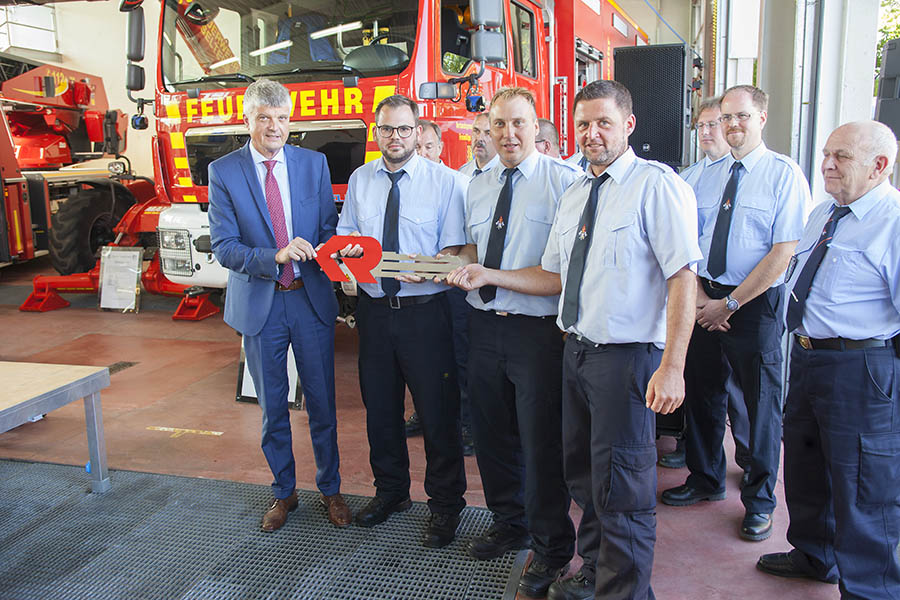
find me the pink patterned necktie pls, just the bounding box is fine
[263,160,295,287]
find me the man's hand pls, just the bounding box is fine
[446,263,493,291]
[696,298,732,332]
[395,253,426,284]
[276,236,317,263]
[335,231,364,258]
[645,364,685,414]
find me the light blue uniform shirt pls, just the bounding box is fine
[565,150,588,172]
[542,147,702,346]
[248,144,300,278]
[337,153,466,298]
[680,153,728,189]
[696,142,810,285]
[786,180,900,340]
[458,154,500,179]
[465,150,580,316]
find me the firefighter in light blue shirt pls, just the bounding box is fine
[662,85,810,545]
[336,94,467,549]
[758,121,900,598]
[660,97,753,482]
[446,86,579,599]
[458,112,499,179]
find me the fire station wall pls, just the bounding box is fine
[47,3,161,178]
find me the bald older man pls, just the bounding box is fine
[758,120,900,599]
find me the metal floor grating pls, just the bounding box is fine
[0,460,525,600]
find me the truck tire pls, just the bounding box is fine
[49,187,135,275]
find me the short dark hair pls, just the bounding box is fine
[572,80,632,116]
[375,94,419,122]
[418,119,442,140]
[723,85,768,112]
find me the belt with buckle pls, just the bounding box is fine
[275,278,304,291]
[367,293,440,309]
[480,309,554,320]
[794,334,890,351]
[700,277,736,292]
[571,334,652,350]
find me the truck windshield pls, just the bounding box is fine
[161,0,419,92]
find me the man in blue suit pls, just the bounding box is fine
[208,79,351,532]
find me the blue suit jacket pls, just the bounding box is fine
[208,143,339,336]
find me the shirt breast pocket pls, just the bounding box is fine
[819,243,869,301]
[785,243,813,285]
[524,203,555,234]
[401,204,439,248]
[601,211,637,268]
[467,205,493,245]
[558,216,580,265]
[736,195,774,241]
[356,204,381,237]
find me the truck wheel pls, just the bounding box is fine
[49,188,135,275]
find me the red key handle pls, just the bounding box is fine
[316,235,383,284]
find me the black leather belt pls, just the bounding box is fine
[367,293,440,309]
[700,277,736,292]
[275,278,304,291]
[570,334,652,350]
[479,309,555,320]
[793,335,891,351]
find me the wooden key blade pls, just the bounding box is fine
[373,253,463,280]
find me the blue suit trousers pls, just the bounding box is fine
[243,287,340,499]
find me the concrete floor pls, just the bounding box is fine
[0,257,840,599]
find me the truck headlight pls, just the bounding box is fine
[158,228,193,276]
[159,229,189,250]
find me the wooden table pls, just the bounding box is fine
[0,361,111,493]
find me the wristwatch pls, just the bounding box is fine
[725,294,740,312]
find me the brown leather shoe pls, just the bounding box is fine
[320,493,352,528]
[261,492,298,532]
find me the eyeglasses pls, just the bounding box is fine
[695,121,719,131]
[718,112,754,124]
[376,125,414,138]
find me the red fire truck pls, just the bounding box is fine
[21,0,646,319]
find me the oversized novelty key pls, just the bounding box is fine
[316,236,463,283]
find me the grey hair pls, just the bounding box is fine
[537,118,560,149]
[243,79,292,116]
[419,119,442,141]
[854,120,898,169]
[698,96,721,115]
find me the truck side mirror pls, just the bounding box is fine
[126,63,145,91]
[470,0,504,28]
[127,7,145,62]
[472,30,506,64]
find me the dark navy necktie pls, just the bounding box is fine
[561,174,610,328]
[381,170,404,297]
[480,167,517,303]
[785,205,852,332]
[707,161,744,279]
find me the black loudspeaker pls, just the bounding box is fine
[876,38,900,138]
[614,43,691,168]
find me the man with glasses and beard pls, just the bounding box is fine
[661,84,809,544]
[336,94,467,548]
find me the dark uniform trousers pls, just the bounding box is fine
[685,282,785,514]
[468,309,575,567]
[356,291,466,515]
[784,343,900,599]
[446,286,473,426]
[563,337,660,600]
